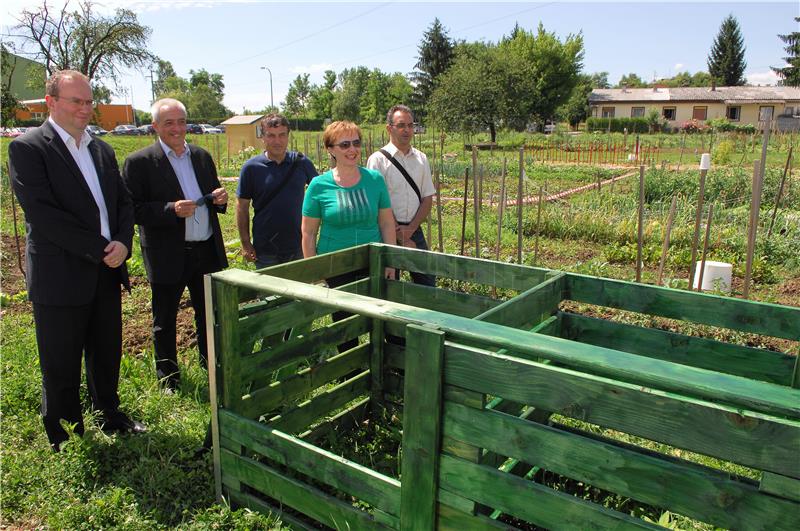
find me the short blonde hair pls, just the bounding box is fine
[323,120,361,147]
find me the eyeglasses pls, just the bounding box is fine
[391,123,414,130]
[334,139,362,149]
[54,96,95,107]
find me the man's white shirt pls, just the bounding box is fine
[366,143,435,224]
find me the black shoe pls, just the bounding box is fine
[101,412,148,434]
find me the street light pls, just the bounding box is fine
[260,66,273,110]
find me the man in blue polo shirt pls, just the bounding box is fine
[237,113,318,268]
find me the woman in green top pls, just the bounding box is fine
[302,120,396,352]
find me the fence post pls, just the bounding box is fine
[636,166,645,282]
[688,163,709,289]
[744,160,763,299]
[517,148,524,264]
[472,147,480,258]
[400,324,445,531]
[768,147,793,238]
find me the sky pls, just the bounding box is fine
[2,1,798,114]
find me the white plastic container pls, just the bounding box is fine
[693,261,732,293]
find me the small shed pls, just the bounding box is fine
[220,114,264,155]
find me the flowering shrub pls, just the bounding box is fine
[680,119,710,134]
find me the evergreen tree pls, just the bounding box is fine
[707,14,747,86]
[772,17,800,87]
[410,18,454,120]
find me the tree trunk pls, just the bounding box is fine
[489,123,497,143]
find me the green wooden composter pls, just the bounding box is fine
[205,244,800,530]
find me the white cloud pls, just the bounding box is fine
[673,63,684,70]
[290,63,334,75]
[747,70,780,86]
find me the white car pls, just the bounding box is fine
[200,124,222,134]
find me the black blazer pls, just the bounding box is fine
[8,121,134,306]
[122,142,228,284]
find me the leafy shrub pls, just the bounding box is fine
[707,117,735,132]
[586,117,649,133]
[712,139,735,165]
[679,119,709,133]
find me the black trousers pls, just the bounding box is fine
[404,226,436,287]
[151,239,218,383]
[33,266,122,448]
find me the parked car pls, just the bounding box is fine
[86,125,108,136]
[137,124,155,135]
[215,124,226,133]
[110,124,140,135]
[1,127,24,138]
[199,124,222,134]
[186,123,203,134]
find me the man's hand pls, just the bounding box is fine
[174,199,197,218]
[395,226,416,246]
[241,241,256,262]
[211,187,228,205]
[103,241,128,268]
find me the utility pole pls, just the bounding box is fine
[147,69,156,103]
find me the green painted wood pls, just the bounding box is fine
[300,397,370,442]
[400,325,446,531]
[369,244,387,417]
[439,454,659,530]
[437,502,515,530]
[219,409,401,516]
[475,273,564,330]
[237,278,370,350]
[384,342,405,371]
[561,312,795,385]
[236,245,370,302]
[227,490,317,530]
[212,279,244,415]
[565,273,800,341]
[220,449,394,530]
[211,269,800,421]
[760,472,800,502]
[444,401,800,529]
[240,314,370,382]
[268,370,370,434]
[444,343,800,478]
[529,314,560,335]
[385,279,501,318]
[381,245,547,290]
[238,344,369,420]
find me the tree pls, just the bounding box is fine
[1,44,20,127]
[12,0,156,87]
[309,70,337,119]
[283,73,311,117]
[189,69,224,100]
[616,73,646,88]
[153,59,177,97]
[590,71,610,89]
[707,14,747,86]
[410,18,455,120]
[332,67,371,121]
[772,17,800,86]
[556,73,593,129]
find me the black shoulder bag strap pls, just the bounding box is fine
[379,148,422,204]
[254,152,305,211]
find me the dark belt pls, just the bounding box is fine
[184,238,212,250]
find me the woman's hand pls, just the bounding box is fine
[384,267,396,279]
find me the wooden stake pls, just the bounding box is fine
[656,195,678,286]
[677,132,686,171]
[517,148,524,264]
[696,202,714,292]
[636,165,645,282]
[533,186,544,266]
[460,168,469,256]
[434,166,444,252]
[744,160,763,299]
[688,168,708,289]
[768,146,793,237]
[496,159,507,262]
[472,147,480,258]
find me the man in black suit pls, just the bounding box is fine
[122,98,228,391]
[8,70,146,451]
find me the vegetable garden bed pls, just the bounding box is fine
[206,244,799,530]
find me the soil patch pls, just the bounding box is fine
[1,232,27,296]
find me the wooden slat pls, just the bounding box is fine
[240,314,370,381]
[566,273,800,341]
[237,245,370,302]
[382,245,547,290]
[400,325,445,531]
[444,401,800,529]
[439,454,659,530]
[437,501,514,530]
[220,409,401,516]
[369,244,387,416]
[268,370,370,434]
[238,344,370,419]
[561,312,795,385]
[220,450,394,530]
[444,343,800,478]
[475,272,564,329]
[300,397,370,442]
[760,472,800,502]
[212,279,244,414]
[227,490,317,530]
[385,279,501,318]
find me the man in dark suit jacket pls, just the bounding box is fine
[122,98,228,391]
[8,70,146,450]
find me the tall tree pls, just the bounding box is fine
[707,14,747,86]
[309,70,337,119]
[12,0,156,86]
[189,69,225,100]
[283,73,312,117]
[153,59,177,97]
[590,71,610,89]
[332,66,371,121]
[616,73,646,88]
[1,44,20,127]
[772,17,800,87]
[410,18,454,120]
[556,73,593,129]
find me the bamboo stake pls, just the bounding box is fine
[688,166,709,289]
[496,159,507,262]
[533,186,544,266]
[656,195,678,286]
[636,165,645,282]
[438,133,445,251]
[696,202,715,292]
[768,146,793,237]
[517,148,524,264]
[472,147,480,258]
[677,132,686,171]
[744,160,762,299]
[460,168,469,256]
[7,161,25,277]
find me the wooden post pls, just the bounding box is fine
[636,166,645,282]
[315,135,322,171]
[696,202,715,292]
[460,168,469,256]
[517,148,524,264]
[744,161,763,299]
[656,195,678,286]
[496,159,507,262]
[768,147,793,238]
[472,148,480,258]
[677,131,686,171]
[758,119,771,182]
[688,167,709,289]
[533,186,544,266]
